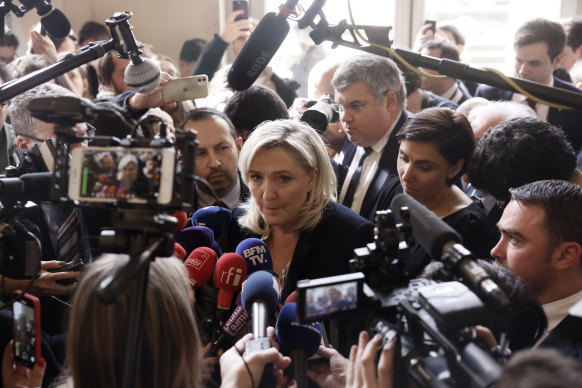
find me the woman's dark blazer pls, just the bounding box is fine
[228,201,374,302]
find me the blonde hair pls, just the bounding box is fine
[238,119,337,236]
[63,254,201,388]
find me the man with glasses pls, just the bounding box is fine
[331,54,408,220]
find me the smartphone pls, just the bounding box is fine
[233,0,249,21]
[297,272,364,324]
[12,291,43,368]
[424,20,436,36]
[68,146,176,205]
[162,75,208,104]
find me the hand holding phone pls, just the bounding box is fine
[233,0,249,21]
[12,291,44,369]
[424,20,437,36]
[162,75,208,103]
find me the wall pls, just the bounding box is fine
[8,0,223,62]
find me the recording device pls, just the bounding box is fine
[215,252,247,311]
[300,94,340,134]
[235,238,273,274]
[0,0,71,39]
[233,0,249,21]
[174,226,214,256]
[184,246,216,289]
[295,195,509,387]
[162,75,208,104]
[12,290,44,368]
[227,0,299,91]
[68,146,175,205]
[424,20,436,36]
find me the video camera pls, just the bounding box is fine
[296,194,512,388]
[300,94,339,134]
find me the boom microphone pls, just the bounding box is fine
[184,246,216,289]
[20,0,71,38]
[227,0,299,91]
[390,194,510,310]
[235,238,273,274]
[276,302,322,387]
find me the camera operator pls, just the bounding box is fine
[2,254,293,388]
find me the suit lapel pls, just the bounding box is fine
[281,230,311,301]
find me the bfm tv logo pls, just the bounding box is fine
[220,267,243,287]
[242,245,268,266]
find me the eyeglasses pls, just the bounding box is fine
[16,123,96,144]
[333,99,378,114]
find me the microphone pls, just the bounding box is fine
[184,246,217,289]
[214,253,247,310]
[173,242,186,260]
[235,238,273,274]
[284,290,297,305]
[390,194,510,310]
[209,294,250,355]
[240,270,281,387]
[115,13,161,93]
[192,206,232,250]
[276,302,322,387]
[227,0,299,91]
[172,210,188,233]
[20,0,71,38]
[174,226,214,256]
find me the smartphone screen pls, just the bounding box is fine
[68,147,175,204]
[12,294,41,368]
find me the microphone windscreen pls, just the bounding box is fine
[174,226,214,256]
[227,12,290,91]
[40,9,71,38]
[390,193,461,260]
[173,242,186,260]
[276,303,322,356]
[241,270,280,314]
[211,240,223,257]
[184,246,216,289]
[236,238,273,274]
[192,206,232,239]
[284,290,298,305]
[124,58,161,94]
[215,253,247,309]
[172,210,188,233]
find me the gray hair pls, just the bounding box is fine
[331,54,406,106]
[238,119,337,236]
[10,83,78,137]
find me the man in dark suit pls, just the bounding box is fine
[491,180,582,360]
[331,54,409,221]
[181,108,249,210]
[475,18,582,153]
[420,40,473,104]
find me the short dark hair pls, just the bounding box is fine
[510,180,582,251]
[467,117,576,202]
[78,21,110,45]
[179,39,206,62]
[397,107,475,181]
[499,348,582,388]
[180,107,237,139]
[98,51,116,85]
[439,25,465,46]
[0,29,19,49]
[422,40,460,61]
[563,16,582,51]
[223,85,289,134]
[0,62,12,83]
[514,18,565,61]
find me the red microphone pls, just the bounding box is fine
[173,242,187,260]
[214,253,247,310]
[284,290,297,305]
[172,210,189,233]
[184,247,216,289]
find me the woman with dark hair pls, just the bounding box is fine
[396,107,490,263]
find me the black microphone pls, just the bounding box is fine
[227,0,299,91]
[115,13,161,94]
[390,193,510,311]
[20,0,71,38]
